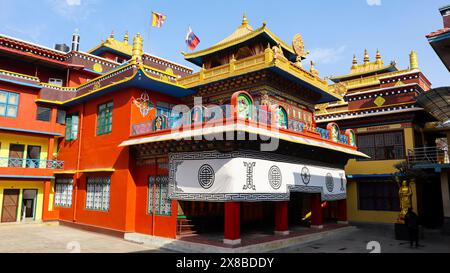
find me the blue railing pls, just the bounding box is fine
[0,158,64,169]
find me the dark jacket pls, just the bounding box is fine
[404,211,419,229]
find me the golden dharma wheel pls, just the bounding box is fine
[292,33,305,57]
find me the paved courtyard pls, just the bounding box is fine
[1,222,449,253]
[0,223,170,253]
[277,223,450,253]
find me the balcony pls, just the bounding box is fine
[407,147,450,170]
[0,158,64,170]
[130,105,352,147]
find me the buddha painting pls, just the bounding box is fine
[237,94,252,120]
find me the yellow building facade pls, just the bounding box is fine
[316,50,432,224]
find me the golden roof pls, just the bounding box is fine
[330,50,398,82]
[88,31,133,56]
[215,15,254,46]
[183,15,296,64]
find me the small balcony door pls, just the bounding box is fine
[8,144,25,167]
[26,145,41,168]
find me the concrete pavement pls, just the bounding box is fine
[0,222,170,253]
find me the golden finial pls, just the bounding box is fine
[310,61,318,76]
[242,13,249,26]
[110,30,115,39]
[375,49,383,65]
[132,33,144,64]
[124,31,129,44]
[410,50,419,70]
[352,54,357,68]
[363,49,370,64]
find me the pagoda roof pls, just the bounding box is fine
[88,32,193,75]
[36,62,194,107]
[183,16,298,67]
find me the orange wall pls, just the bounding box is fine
[133,160,178,239]
[0,82,66,135]
[55,87,181,236]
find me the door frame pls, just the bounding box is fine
[26,145,42,168]
[21,189,38,221]
[8,144,25,167]
[1,189,20,223]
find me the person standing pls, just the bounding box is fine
[404,207,419,248]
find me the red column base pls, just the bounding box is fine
[275,201,289,235]
[224,202,241,245]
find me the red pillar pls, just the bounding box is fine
[311,194,324,228]
[337,199,348,224]
[224,202,241,245]
[274,201,289,235]
[47,137,55,160]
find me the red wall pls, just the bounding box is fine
[132,161,178,239]
[0,82,66,135]
[55,87,181,237]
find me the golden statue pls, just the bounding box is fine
[397,178,414,223]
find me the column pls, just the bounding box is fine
[310,194,324,229]
[47,137,55,160]
[42,180,51,221]
[337,199,348,224]
[274,201,289,235]
[224,202,241,245]
[441,171,450,234]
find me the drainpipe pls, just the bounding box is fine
[152,158,157,236]
[73,102,85,223]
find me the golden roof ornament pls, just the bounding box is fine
[242,13,249,27]
[132,33,144,64]
[124,31,129,44]
[363,49,370,64]
[410,50,419,70]
[310,61,318,76]
[292,33,306,58]
[352,54,358,69]
[109,31,115,39]
[375,49,383,64]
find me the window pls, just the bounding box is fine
[97,102,113,135]
[55,178,73,207]
[148,175,172,216]
[36,106,52,122]
[65,113,79,141]
[357,131,405,160]
[358,182,400,211]
[49,78,63,87]
[86,177,110,211]
[0,91,19,118]
[57,110,66,124]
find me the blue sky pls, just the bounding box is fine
[1,0,449,86]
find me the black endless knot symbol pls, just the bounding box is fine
[268,166,282,190]
[198,164,215,189]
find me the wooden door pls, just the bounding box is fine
[1,189,20,223]
[8,144,24,167]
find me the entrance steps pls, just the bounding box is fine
[124,225,357,253]
[177,218,198,237]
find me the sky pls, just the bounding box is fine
[0,0,449,86]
